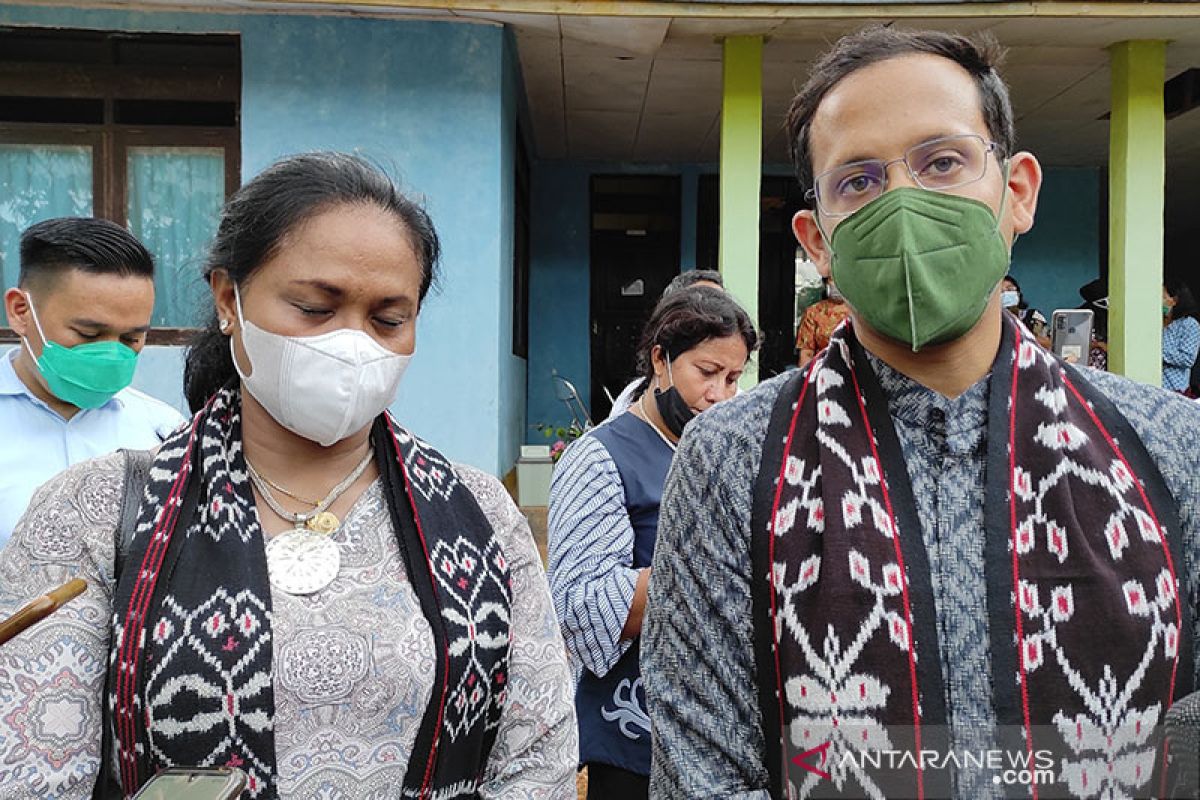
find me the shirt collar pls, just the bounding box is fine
[0,348,30,397]
[0,347,125,411]
[862,349,990,434]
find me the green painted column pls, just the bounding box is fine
[1108,40,1166,384]
[720,35,763,385]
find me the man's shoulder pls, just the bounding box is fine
[1079,367,1200,474]
[114,388,187,428]
[1083,368,1200,424]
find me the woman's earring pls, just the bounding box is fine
[219,319,231,333]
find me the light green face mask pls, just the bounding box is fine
[22,294,138,409]
[826,186,1011,351]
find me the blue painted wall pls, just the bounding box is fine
[526,160,708,441]
[0,6,522,476]
[527,163,1101,439]
[496,30,527,476]
[1010,167,1101,317]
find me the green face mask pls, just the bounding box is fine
[826,186,1011,351]
[22,294,138,409]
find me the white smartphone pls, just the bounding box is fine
[131,767,247,800]
[1050,309,1094,365]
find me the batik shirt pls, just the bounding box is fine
[643,358,1200,799]
[794,300,851,355]
[0,452,578,798]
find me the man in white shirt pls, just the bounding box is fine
[0,217,185,547]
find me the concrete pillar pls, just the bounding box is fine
[719,35,763,385]
[1107,40,1166,384]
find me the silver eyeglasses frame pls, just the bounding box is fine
[805,134,1002,218]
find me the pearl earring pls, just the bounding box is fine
[219,319,231,333]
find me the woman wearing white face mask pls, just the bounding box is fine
[0,153,577,799]
[1000,274,1049,346]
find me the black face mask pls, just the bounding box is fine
[653,356,695,438]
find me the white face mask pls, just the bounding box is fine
[231,288,412,447]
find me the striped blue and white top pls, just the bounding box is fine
[547,413,672,679]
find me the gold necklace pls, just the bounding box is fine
[253,471,321,506]
[246,447,374,535]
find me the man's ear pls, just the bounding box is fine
[792,210,832,279]
[1005,151,1042,238]
[4,287,31,337]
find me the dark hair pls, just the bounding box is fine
[785,26,1015,192]
[633,285,758,397]
[183,152,441,411]
[663,269,724,298]
[1167,282,1199,323]
[19,217,154,288]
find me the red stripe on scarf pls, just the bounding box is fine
[1007,343,1038,800]
[386,415,448,800]
[767,360,817,780]
[1061,372,1185,711]
[846,356,927,800]
[115,418,200,795]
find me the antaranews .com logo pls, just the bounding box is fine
[793,741,1057,786]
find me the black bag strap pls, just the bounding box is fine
[93,448,154,800]
[115,449,153,581]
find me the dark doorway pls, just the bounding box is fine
[589,175,681,420]
[696,175,808,379]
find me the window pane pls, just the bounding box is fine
[127,147,224,327]
[0,144,93,289]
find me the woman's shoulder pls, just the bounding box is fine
[450,462,518,524]
[448,462,546,568]
[5,450,129,587]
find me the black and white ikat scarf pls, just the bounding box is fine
[107,387,511,798]
[751,317,1194,799]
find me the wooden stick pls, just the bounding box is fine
[0,578,87,646]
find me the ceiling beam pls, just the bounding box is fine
[246,0,1200,19]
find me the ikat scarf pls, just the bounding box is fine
[107,387,511,799]
[751,317,1193,799]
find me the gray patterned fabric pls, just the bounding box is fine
[643,357,1200,799]
[0,453,578,799]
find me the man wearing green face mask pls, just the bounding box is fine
[0,218,185,549]
[643,26,1200,800]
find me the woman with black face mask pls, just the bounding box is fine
[546,285,757,799]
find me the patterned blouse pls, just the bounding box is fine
[794,299,850,354]
[0,452,577,798]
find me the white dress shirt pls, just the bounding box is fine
[0,348,186,547]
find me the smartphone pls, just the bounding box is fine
[1050,309,1094,365]
[131,767,247,800]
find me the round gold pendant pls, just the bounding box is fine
[305,511,340,535]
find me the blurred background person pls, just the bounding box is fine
[548,285,756,800]
[794,275,849,368]
[1001,274,1049,346]
[604,269,724,421]
[1162,281,1200,393]
[0,217,184,548]
[1078,277,1109,371]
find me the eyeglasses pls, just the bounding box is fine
[806,134,1001,218]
